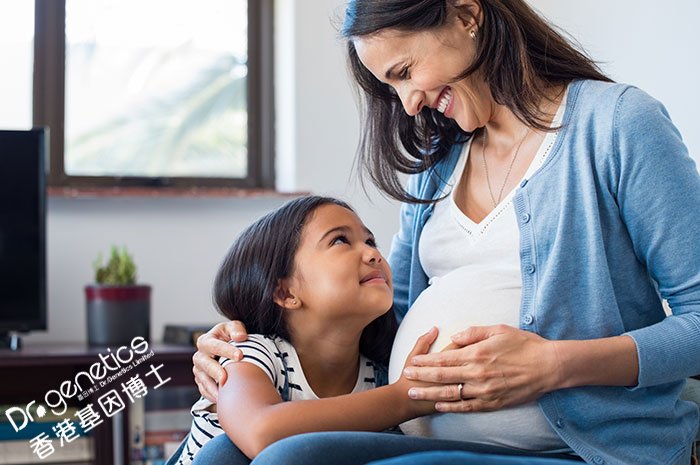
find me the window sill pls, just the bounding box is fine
[48,186,308,199]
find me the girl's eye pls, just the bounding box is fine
[366,238,377,248]
[331,235,350,246]
[398,66,410,80]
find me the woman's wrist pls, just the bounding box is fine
[550,335,639,389]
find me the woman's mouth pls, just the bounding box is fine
[437,87,453,114]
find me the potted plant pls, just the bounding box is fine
[85,246,151,346]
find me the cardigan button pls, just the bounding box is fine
[555,418,564,428]
[592,456,605,464]
[525,264,536,274]
[521,213,531,223]
[520,179,529,188]
[523,314,534,325]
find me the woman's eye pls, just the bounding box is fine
[398,66,410,80]
[331,235,350,246]
[366,238,377,248]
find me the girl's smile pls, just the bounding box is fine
[360,270,389,285]
[287,204,393,320]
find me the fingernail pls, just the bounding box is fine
[408,389,418,399]
[403,368,415,378]
[232,331,244,337]
[435,403,446,411]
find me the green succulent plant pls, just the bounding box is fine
[93,246,137,285]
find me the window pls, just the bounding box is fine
[33,0,274,191]
[0,1,34,129]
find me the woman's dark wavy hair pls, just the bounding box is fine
[213,195,397,365]
[341,0,612,203]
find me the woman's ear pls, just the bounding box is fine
[451,0,482,30]
[273,279,301,310]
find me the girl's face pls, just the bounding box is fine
[353,16,491,133]
[288,204,393,322]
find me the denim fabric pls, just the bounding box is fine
[367,450,582,465]
[387,79,700,465]
[190,433,250,465]
[682,378,700,442]
[250,432,583,465]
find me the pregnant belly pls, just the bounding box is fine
[386,270,566,450]
[388,269,521,385]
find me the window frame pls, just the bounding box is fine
[33,0,274,191]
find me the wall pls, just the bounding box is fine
[26,0,700,343]
[528,0,700,164]
[27,0,398,344]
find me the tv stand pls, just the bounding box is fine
[0,332,22,351]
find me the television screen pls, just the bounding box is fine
[0,129,47,334]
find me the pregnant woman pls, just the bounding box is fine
[192,1,700,464]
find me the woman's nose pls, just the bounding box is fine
[397,84,425,117]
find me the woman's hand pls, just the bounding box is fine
[192,321,249,402]
[392,327,440,417]
[403,324,559,413]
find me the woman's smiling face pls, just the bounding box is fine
[353,17,492,133]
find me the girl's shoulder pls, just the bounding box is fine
[220,334,295,385]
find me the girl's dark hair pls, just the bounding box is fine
[214,195,397,365]
[341,0,612,203]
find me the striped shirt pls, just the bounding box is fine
[173,334,380,464]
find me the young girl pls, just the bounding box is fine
[170,196,437,463]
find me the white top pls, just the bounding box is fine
[174,334,378,464]
[388,89,571,452]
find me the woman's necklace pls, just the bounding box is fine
[481,127,530,207]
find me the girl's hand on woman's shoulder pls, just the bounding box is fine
[402,324,559,413]
[392,326,441,417]
[193,320,249,402]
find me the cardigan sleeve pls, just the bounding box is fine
[388,174,421,321]
[614,86,700,387]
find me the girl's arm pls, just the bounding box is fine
[192,321,247,402]
[218,330,437,459]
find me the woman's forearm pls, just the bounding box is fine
[550,335,639,390]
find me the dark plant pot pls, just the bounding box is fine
[85,285,151,347]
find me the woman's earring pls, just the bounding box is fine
[292,299,297,305]
[469,29,477,39]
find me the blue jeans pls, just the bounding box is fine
[189,433,250,465]
[193,431,583,465]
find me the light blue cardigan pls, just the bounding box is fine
[387,80,700,465]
